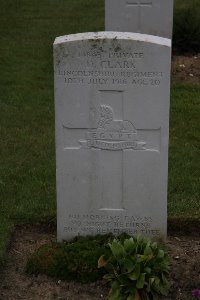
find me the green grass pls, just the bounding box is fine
[169,85,200,218]
[0,216,13,270]
[173,0,200,53]
[0,0,199,267]
[0,0,104,265]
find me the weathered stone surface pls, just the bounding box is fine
[54,32,171,241]
[105,0,174,38]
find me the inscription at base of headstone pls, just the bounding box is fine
[105,0,174,38]
[54,32,171,241]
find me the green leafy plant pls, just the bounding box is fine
[98,236,170,300]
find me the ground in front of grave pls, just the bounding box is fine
[0,223,199,300]
[172,54,200,85]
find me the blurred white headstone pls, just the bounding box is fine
[105,0,174,38]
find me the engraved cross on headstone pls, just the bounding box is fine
[63,89,160,211]
[126,0,153,32]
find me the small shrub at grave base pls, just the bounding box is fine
[173,0,200,54]
[26,234,114,283]
[98,236,170,300]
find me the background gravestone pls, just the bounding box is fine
[105,0,174,38]
[54,32,171,241]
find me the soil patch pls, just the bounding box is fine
[172,54,200,85]
[0,223,199,300]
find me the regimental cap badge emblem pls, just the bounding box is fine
[80,105,146,151]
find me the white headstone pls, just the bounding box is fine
[105,0,174,38]
[54,32,171,241]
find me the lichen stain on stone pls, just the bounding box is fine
[54,47,62,67]
[114,46,122,52]
[54,44,71,67]
[89,40,99,49]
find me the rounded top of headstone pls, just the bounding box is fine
[54,31,171,47]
